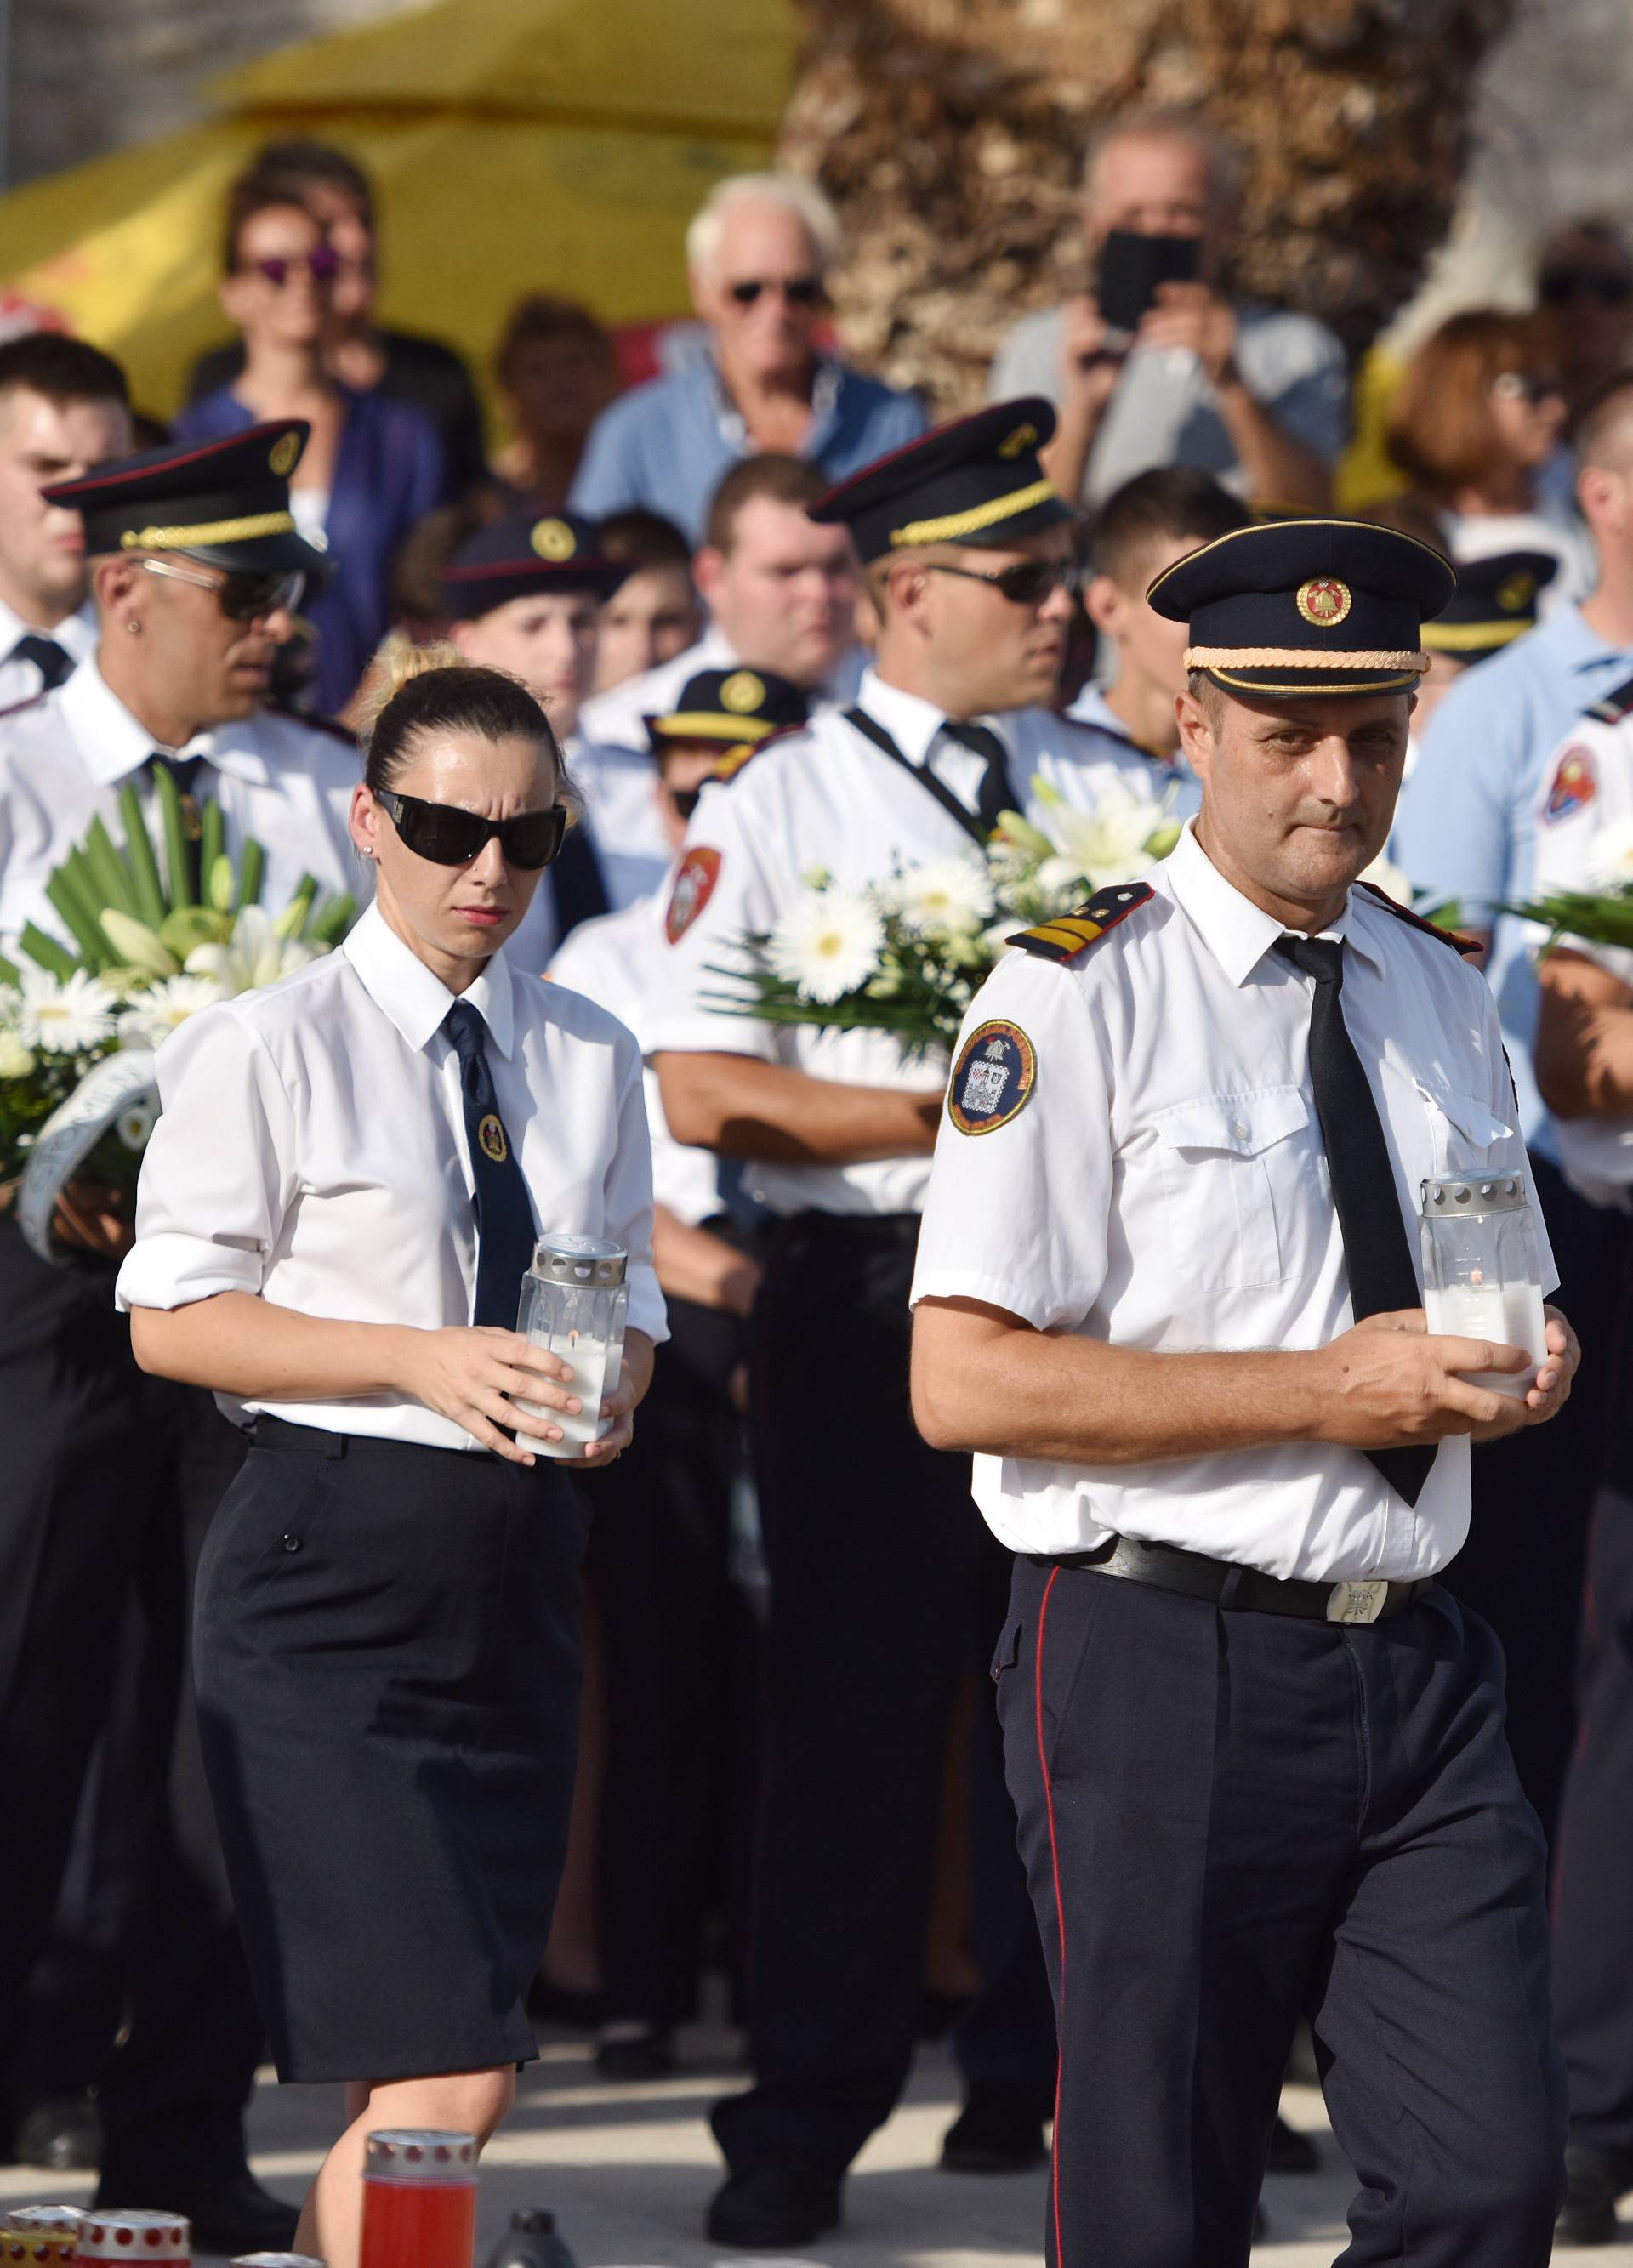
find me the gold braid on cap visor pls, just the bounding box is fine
[118,511,297,551]
[1184,645,1431,674]
[889,478,1058,548]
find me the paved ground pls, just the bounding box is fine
[0,2030,1626,2265]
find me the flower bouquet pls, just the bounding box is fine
[1506,817,1633,956]
[705,778,1181,1060]
[0,765,356,1261]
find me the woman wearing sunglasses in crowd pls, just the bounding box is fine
[1385,306,1595,609]
[117,649,664,2268]
[174,168,445,718]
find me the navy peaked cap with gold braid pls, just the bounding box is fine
[807,397,1075,564]
[42,419,327,576]
[649,667,810,752]
[1147,519,1456,697]
[441,509,630,617]
[1420,549,1556,663]
[1010,881,1156,963]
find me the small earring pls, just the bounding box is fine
[126,618,141,635]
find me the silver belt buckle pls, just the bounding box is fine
[1327,1578,1390,1625]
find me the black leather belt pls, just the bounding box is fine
[1031,1535,1426,1626]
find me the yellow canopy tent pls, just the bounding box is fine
[0,0,797,419]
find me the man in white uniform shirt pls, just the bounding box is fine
[0,418,350,2253]
[910,520,1579,2266]
[578,452,863,760]
[651,401,1120,2249]
[1526,680,1633,2245]
[0,335,133,707]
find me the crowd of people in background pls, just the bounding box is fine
[4,91,1633,2261]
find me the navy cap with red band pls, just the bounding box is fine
[807,397,1075,566]
[439,510,630,620]
[42,418,327,577]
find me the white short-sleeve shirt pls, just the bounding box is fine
[117,900,668,1449]
[1529,687,1633,1205]
[646,664,1176,1219]
[910,822,1556,1583]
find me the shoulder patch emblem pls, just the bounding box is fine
[664,845,722,944]
[1543,743,1597,823]
[1009,880,1155,963]
[949,1019,1037,1136]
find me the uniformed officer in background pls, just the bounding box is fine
[1526,680,1633,2244]
[0,420,353,2247]
[652,401,1117,2250]
[910,520,1580,2266]
[549,666,807,2080]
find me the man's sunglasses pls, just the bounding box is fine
[923,559,1083,607]
[139,556,306,622]
[728,276,825,308]
[376,788,567,871]
[252,247,341,288]
[1539,268,1633,307]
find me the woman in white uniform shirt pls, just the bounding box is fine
[117,656,664,2266]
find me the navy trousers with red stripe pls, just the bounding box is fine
[997,1556,1564,2267]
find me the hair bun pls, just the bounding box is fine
[354,633,467,736]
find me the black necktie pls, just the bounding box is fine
[145,753,209,901]
[1274,934,1436,1507]
[940,720,1015,834]
[444,1000,538,1329]
[13,634,73,691]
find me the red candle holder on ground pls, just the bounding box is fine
[361,2130,478,2268]
[73,2214,189,2268]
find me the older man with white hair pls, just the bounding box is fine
[570,172,926,543]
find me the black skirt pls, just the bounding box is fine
[194,1415,588,2083]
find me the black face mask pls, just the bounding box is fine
[374,788,567,870]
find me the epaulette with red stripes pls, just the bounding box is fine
[1008,880,1156,963]
[268,702,357,746]
[1357,878,1480,956]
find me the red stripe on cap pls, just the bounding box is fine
[44,421,305,498]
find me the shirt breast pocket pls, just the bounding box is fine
[1418,1086,1517,1179]
[1155,1085,1313,1294]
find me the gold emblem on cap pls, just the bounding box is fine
[1295,576,1352,629]
[1497,570,1537,613]
[531,517,577,562]
[268,432,301,477]
[477,1112,509,1164]
[998,422,1038,459]
[719,670,765,714]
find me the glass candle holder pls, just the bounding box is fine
[360,2130,478,2268]
[1420,1175,1548,1399]
[513,1232,629,1460]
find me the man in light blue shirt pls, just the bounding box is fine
[1393,373,1633,1859]
[571,173,925,544]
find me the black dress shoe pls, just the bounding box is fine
[706,2164,842,2248]
[12,2093,102,2170]
[595,2025,674,2081]
[940,2083,1050,2174]
[1556,2143,1633,2246]
[1266,2112,1321,2175]
[94,2169,299,2257]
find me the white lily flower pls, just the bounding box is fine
[185,904,324,996]
[100,908,181,979]
[767,889,885,1005]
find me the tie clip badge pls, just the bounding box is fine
[665,844,723,944]
[948,1017,1036,1135]
[478,1111,509,1164]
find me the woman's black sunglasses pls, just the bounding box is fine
[375,788,566,870]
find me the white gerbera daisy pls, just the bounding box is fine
[1587,816,1633,890]
[14,965,118,1054]
[117,974,226,1051]
[185,905,325,996]
[768,889,885,1005]
[896,856,996,937]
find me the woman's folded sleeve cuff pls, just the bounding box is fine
[115,1232,266,1314]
